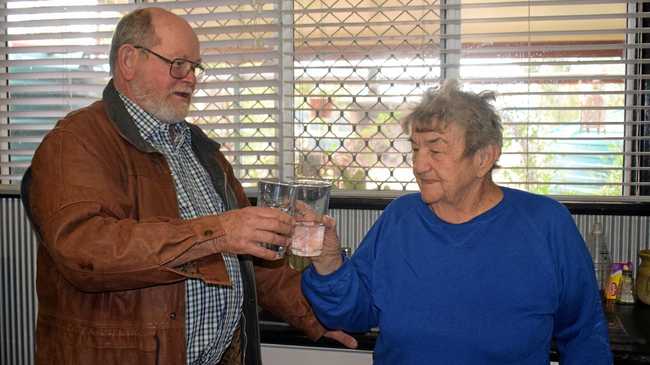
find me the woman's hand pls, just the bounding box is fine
[310,215,343,275]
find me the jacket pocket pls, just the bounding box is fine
[36,320,158,365]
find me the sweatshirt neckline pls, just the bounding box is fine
[418,187,509,227]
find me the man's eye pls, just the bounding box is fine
[172,60,186,68]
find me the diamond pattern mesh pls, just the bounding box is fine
[291,0,440,190]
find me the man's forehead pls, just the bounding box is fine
[150,10,200,58]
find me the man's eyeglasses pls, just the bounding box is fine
[134,45,205,80]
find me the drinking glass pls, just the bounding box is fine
[257,179,296,257]
[290,180,332,257]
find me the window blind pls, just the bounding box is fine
[2,0,649,199]
[449,0,650,198]
[0,0,283,187]
[288,0,650,199]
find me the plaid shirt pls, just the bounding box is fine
[120,94,243,365]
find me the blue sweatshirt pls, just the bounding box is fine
[302,188,612,364]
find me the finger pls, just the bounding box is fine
[322,215,336,229]
[294,200,310,212]
[248,216,294,236]
[247,243,284,261]
[255,230,290,247]
[250,206,295,225]
[294,200,323,221]
[323,331,358,349]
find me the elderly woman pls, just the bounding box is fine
[301,80,612,364]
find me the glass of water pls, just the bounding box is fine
[257,179,296,257]
[290,180,332,257]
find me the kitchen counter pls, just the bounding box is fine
[260,301,650,364]
[604,301,650,364]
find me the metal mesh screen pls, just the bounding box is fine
[289,0,440,190]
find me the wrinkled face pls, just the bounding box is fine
[131,15,200,122]
[410,122,480,207]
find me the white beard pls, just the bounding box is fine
[131,81,190,123]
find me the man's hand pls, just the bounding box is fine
[310,215,344,275]
[323,330,358,349]
[215,206,294,260]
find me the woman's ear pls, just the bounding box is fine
[474,144,501,178]
[116,44,139,81]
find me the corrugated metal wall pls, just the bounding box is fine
[1,196,37,365]
[1,196,649,365]
[332,208,650,265]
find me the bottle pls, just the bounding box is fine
[617,269,635,304]
[637,250,650,305]
[587,222,611,296]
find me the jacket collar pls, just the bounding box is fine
[102,79,221,154]
[102,79,233,209]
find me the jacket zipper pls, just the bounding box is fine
[223,173,231,210]
[154,334,160,365]
[241,311,248,364]
[223,173,249,364]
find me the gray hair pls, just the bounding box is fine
[401,79,503,156]
[109,8,159,75]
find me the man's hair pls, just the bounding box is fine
[109,8,159,75]
[401,79,503,156]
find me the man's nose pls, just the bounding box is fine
[181,69,197,85]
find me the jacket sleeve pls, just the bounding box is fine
[29,128,232,292]
[254,260,327,340]
[551,208,613,364]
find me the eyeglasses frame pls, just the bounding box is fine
[133,45,205,80]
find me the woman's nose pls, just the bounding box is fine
[412,151,430,173]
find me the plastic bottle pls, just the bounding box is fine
[617,269,635,304]
[587,222,611,295]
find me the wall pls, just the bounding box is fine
[2,195,649,364]
[331,207,650,265]
[1,197,37,365]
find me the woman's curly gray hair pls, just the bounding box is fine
[401,79,503,156]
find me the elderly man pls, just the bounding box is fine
[23,7,354,365]
[301,80,612,364]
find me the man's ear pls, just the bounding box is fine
[116,44,139,81]
[474,144,501,178]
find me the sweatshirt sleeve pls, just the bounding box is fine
[301,216,383,333]
[550,207,613,364]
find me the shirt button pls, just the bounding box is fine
[169,312,176,320]
[203,229,213,237]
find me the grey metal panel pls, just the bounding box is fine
[573,215,650,273]
[1,196,37,365]
[330,208,382,252]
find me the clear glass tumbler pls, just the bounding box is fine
[257,179,296,257]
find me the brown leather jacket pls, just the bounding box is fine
[23,80,325,365]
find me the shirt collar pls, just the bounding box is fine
[118,93,190,149]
